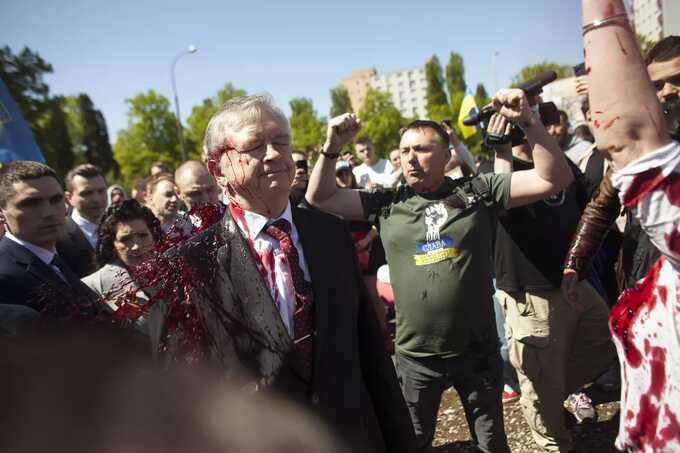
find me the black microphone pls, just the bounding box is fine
[518,71,557,97]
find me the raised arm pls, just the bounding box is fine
[491,89,574,208]
[306,113,366,220]
[582,0,670,169]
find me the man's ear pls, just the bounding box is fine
[207,159,229,189]
[64,191,73,206]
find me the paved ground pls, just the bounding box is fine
[432,386,620,452]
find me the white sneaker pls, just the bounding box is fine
[564,392,596,423]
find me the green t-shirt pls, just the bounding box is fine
[360,174,512,358]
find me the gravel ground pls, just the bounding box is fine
[432,386,621,452]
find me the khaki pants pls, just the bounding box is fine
[496,282,615,452]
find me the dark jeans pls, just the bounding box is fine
[395,345,510,453]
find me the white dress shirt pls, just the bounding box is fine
[71,209,98,249]
[4,231,67,282]
[229,201,311,336]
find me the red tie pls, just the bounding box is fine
[265,219,315,381]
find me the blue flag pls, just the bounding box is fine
[0,78,45,164]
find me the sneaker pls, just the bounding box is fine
[502,385,520,404]
[564,392,596,423]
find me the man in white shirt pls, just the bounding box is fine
[353,139,397,188]
[57,164,108,277]
[0,161,99,320]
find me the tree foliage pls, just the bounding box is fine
[0,46,53,125]
[475,83,489,105]
[289,97,326,153]
[357,88,405,157]
[329,85,353,118]
[635,33,656,59]
[62,94,118,177]
[113,90,180,187]
[424,55,449,118]
[445,52,466,100]
[185,83,246,159]
[35,97,74,177]
[511,62,573,86]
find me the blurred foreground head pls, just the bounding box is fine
[0,331,346,453]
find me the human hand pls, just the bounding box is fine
[575,76,589,96]
[492,89,532,125]
[441,121,461,146]
[488,113,512,154]
[324,113,361,154]
[561,269,585,312]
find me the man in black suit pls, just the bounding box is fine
[0,161,99,321]
[57,164,108,278]
[147,94,416,453]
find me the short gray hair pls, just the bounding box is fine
[203,93,289,161]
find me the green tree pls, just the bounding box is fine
[78,94,117,177]
[474,83,489,105]
[289,97,326,153]
[358,88,405,157]
[35,97,74,177]
[185,83,246,159]
[329,85,353,117]
[113,90,180,187]
[445,52,466,99]
[635,32,656,58]
[511,62,572,86]
[61,95,86,164]
[424,55,449,118]
[0,46,53,125]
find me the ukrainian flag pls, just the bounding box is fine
[457,90,480,139]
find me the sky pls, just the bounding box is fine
[4,0,587,142]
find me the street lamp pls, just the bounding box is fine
[171,44,197,162]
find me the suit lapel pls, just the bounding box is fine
[291,207,330,368]
[67,217,94,251]
[5,240,67,289]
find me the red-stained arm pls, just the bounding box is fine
[583,0,670,169]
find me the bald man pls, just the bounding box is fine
[174,161,220,211]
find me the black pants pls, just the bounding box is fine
[395,344,510,453]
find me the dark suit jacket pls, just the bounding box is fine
[56,217,97,278]
[149,205,416,453]
[0,236,99,320]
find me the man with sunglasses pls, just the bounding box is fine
[308,88,573,453]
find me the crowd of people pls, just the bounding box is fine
[1,1,680,451]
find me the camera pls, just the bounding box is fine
[463,71,561,148]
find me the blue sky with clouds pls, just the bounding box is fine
[4,0,587,140]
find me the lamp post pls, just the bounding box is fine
[171,44,197,162]
[491,50,499,94]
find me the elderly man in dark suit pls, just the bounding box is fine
[148,94,416,453]
[0,161,99,322]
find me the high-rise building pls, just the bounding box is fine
[369,67,428,119]
[340,66,428,119]
[630,0,680,43]
[340,68,377,115]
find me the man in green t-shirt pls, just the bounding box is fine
[307,89,573,453]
